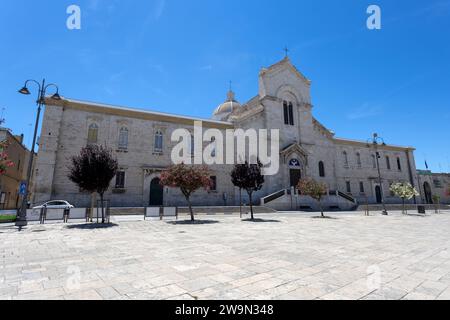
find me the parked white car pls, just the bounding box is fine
[33,200,74,210]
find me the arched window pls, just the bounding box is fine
[386,156,391,170]
[283,101,289,125]
[359,181,365,193]
[87,123,98,144]
[343,151,349,167]
[288,102,294,126]
[356,153,362,168]
[211,137,216,157]
[319,161,325,177]
[154,131,163,153]
[371,154,377,169]
[118,127,128,150]
[397,157,402,171]
[283,101,295,126]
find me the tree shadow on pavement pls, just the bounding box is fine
[242,218,281,223]
[167,220,220,225]
[66,223,119,230]
[312,216,338,220]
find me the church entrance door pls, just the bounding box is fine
[290,169,302,189]
[150,178,163,206]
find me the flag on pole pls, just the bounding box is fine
[425,160,429,170]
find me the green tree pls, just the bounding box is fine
[432,194,441,214]
[390,182,419,214]
[68,145,118,223]
[297,178,328,218]
[160,163,211,222]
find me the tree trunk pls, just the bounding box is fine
[402,198,405,215]
[90,193,96,222]
[100,193,105,224]
[249,192,254,220]
[319,201,324,218]
[186,196,195,222]
[239,188,242,218]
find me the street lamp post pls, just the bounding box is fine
[15,79,61,227]
[368,133,388,216]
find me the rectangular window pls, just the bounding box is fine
[433,180,442,188]
[210,176,217,191]
[386,156,391,170]
[359,182,365,193]
[397,158,402,171]
[343,152,349,168]
[115,171,125,189]
[118,128,129,150]
[87,124,99,144]
[389,182,395,196]
[346,181,351,193]
[372,155,377,169]
[154,132,163,153]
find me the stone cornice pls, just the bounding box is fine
[45,97,234,130]
[259,95,312,109]
[333,137,415,152]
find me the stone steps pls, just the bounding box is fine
[357,204,450,211]
[109,206,276,216]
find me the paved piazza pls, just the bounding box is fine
[1,210,450,300]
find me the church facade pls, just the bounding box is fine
[32,58,427,210]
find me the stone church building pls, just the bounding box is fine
[32,58,428,210]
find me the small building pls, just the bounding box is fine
[417,170,450,205]
[0,128,32,210]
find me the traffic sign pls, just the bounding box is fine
[19,182,27,196]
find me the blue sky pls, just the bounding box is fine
[0,0,449,172]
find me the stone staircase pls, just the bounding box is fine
[109,206,276,216]
[261,188,358,211]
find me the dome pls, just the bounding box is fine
[213,89,241,120]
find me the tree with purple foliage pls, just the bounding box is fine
[68,145,118,223]
[231,163,247,218]
[234,161,264,220]
[160,163,211,222]
[0,141,14,176]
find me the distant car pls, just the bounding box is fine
[33,200,74,210]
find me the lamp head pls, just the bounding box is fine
[18,86,30,95]
[51,92,61,100]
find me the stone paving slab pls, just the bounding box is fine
[1,210,450,300]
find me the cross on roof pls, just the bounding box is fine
[284,46,289,58]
